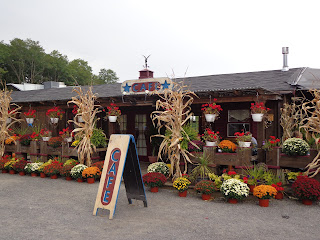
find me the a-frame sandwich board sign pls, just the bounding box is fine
[93,134,147,219]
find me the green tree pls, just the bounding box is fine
[66,59,92,85]
[95,68,119,84]
[43,50,69,82]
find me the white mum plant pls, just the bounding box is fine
[220,178,250,201]
[147,162,169,176]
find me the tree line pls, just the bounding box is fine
[0,38,119,86]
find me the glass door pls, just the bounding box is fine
[135,114,148,161]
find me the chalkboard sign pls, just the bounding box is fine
[93,134,147,219]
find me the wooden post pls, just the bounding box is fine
[30,141,38,162]
[15,141,23,159]
[61,140,70,163]
[39,141,49,162]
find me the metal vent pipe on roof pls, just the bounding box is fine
[282,47,289,71]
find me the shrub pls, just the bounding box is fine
[48,137,63,148]
[195,180,216,194]
[60,164,74,177]
[282,138,310,156]
[142,172,167,188]
[12,159,28,172]
[0,155,11,170]
[70,164,88,179]
[24,162,44,174]
[82,166,101,179]
[220,178,250,201]
[218,140,237,153]
[4,159,19,170]
[91,128,107,148]
[147,162,169,176]
[292,176,320,201]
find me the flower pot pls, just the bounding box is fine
[150,186,159,193]
[50,174,58,179]
[78,116,84,122]
[258,199,269,207]
[178,190,188,197]
[65,176,72,181]
[42,137,51,142]
[248,185,255,193]
[2,169,8,173]
[302,199,313,205]
[87,177,95,184]
[205,141,217,147]
[9,170,16,174]
[204,114,216,122]
[26,118,34,124]
[275,192,284,200]
[201,193,211,200]
[50,118,59,124]
[19,171,26,176]
[66,137,73,143]
[251,113,264,122]
[148,156,157,163]
[40,172,46,178]
[228,198,238,204]
[6,118,12,125]
[108,116,117,122]
[31,173,38,177]
[77,178,83,182]
[238,141,251,148]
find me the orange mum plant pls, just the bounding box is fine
[82,166,101,179]
[218,140,237,153]
[253,185,277,199]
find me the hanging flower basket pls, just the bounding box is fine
[66,137,73,143]
[26,118,34,125]
[108,116,117,122]
[204,114,216,122]
[50,118,59,124]
[251,113,264,122]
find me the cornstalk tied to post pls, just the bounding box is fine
[151,81,199,179]
[300,89,320,177]
[68,87,101,166]
[0,86,21,157]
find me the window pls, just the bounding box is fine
[135,114,147,156]
[227,110,250,137]
[119,115,127,134]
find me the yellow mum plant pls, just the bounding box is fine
[218,140,237,153]
[173,177,191,192]
[253,185,277,199]
[82,166,101,179]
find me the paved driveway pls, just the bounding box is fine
[0,173,320,240]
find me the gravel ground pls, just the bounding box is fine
[1,173,320,240]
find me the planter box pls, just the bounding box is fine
[266,148,318,169]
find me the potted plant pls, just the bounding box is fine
[72,105,84,122]
[59,127,73,143]
[271,182,285,200]
[218,140,237,153]
[48,136,63,148]
[262,136,281,151]
[92,161,104,171]
[63,159,79,167]
[191,154,212,181]
[282,138,310,156]
[253,185,277,207]
[4,159,19,174]
[60,164,74,181]
[40,128,52,142]
[70,164,88,182]
[292,176,320,205]
[142,172,167,192]
[24,162,44,177]
[173,177,191,197]
[43,161,63,179]
[195,180,216,200]
[243,165,266,192]
[201,99,223,122]
[12,158,28,176]
[46,106,64,124]
[104,103,121,122]
[91,128,107,148]
[23,109,36,126]
[0,155,11,173]
[19,134,32,146]
[220,178,250,204]
[202,128,220,146]
[235,131,252,148]
[250,102,270,122]
[81,166,102,184]
[147,162,170,177]
[38,160,53,178]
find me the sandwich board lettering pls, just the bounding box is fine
[93,134,147,219]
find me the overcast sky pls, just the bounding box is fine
[1,0,320,82]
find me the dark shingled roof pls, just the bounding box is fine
[11,67,313,103]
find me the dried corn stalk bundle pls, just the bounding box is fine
[0,86,21,157]
[68,87,100,166]
[300,89,320,177]
[151,81,198,179]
